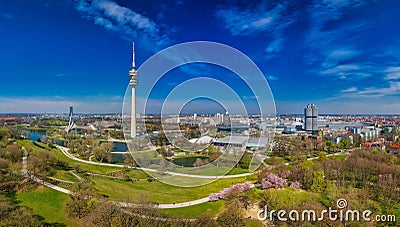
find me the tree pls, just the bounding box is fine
[92,142,113,162]
[27,150,56,178]
[261,173,287,189]
[130,193,160,227]
[88,201,120,227]
[326,140,336,153]
[311,171,326,193]
[339,139,350,149]
[124,153,137,167]
[217,199,244,227]
[192,213,218,227]
[66,181,99,218]
[5,144,22,163]
[0,128,11,141]
[193,158,203,167]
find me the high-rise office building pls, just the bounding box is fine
[304,104,318,132]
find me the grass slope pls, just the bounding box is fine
[17,187,76,226]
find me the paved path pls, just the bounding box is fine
[47,176,75,184]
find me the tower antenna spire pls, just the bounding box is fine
[132,42,136,69]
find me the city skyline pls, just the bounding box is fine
[1,0,400,114]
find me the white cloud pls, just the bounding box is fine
[330,81,400,99]
[321,64,359,74]
[74,0,170,50]
[266,38,284,54]
[341,87,358,93]
[319,64,372,79]
[53,73,68,78]
[267,75,278,81]
[384,67,400,80]
[215,1,294,60]
[214,2,288,36]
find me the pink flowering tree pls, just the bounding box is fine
[208,182,253,201]
[261,173,288,189]
[280,171,291,179]
[290,181,302,189]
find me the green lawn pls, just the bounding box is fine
[51,170,79,182]
[89,176,250,204]
[227,167,250,175]
[264,156,286,165]
[331,153,348,160]
[161,200,224,218]
[17,187,76,226]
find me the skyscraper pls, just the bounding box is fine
[304,104,318,132]
[129,42,138,138]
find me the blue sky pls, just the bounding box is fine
[1,0,400,114]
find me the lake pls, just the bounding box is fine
[19,128,47,142]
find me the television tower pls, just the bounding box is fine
[129,42,138,138]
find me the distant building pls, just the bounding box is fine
[390,143,400,156]
[360,127,379,141]
[361,141,385,150]
[213,136,267,149]
[217,123,249,134]
[282,126,296,134]
[304,104,318,133]
[223,111,230,125]
[215,113,224,125]
[349,127,361,134]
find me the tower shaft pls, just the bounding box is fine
[131,86,136,138]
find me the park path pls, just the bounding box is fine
[21,147,72,195]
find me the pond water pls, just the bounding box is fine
[19,128,47,142]
[19,128,65,146]
[98,141,128,152]
[111,153,126,164]
[111,141,128,152]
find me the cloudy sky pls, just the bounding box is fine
[1,0,400,114]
